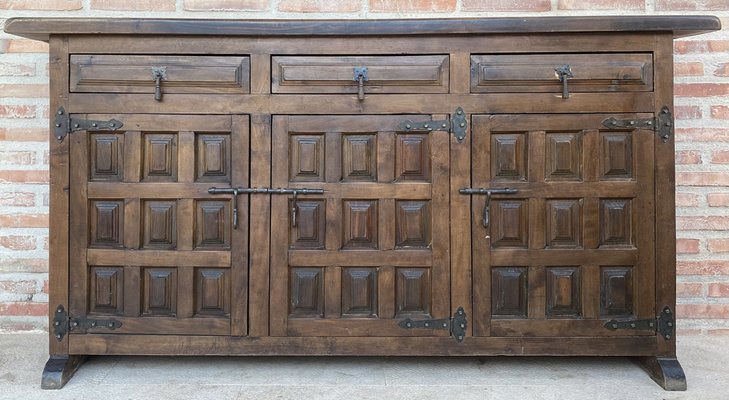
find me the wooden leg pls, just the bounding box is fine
[41,355,87,390]
[633,356,687,391]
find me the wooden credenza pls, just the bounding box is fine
[4,16,721,390]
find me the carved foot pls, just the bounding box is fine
[633,356,687,391]
[41,355,87,389]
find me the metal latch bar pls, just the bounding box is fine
[208,187,324,229]
[459,187,518,229]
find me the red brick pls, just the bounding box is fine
[675,128,729,143]
[0,151,35,165]
[0,170,49,183]
[0,0,82,10]
[673,105,702,120]
[676,193,699,207]
[674,40,729,54]
[707,193,729,207]
[0,214,49,228]
[676,172,729,187]
[676,238,700,254]
[0,280,37,294]
[677,282,703,297]
[678,261,729,275]
[706,329,729,336]
[675,84,729,97]
[42,280,49,294]
[0,105,36,119]
[676,328,702,335]
[461,0,549,11]
[709,283,729,297]
[674,62,704,77]
[183,0,269,11]
[370,0,456,12]
[657,0,729,10]
[0,321,41,331]
[0,85,48,98]
[716,63,729,77]
[0,302,48,316]
[677,304,729,319]
[43,236,49,250]
[91,0,176,10]
[711,105,729,120]
[711,150,729,164]
[677,216,729,230]
[278,0,361,12]
[0,192,35,207]
[0,236,37,251]
[0,258,48,273]
[558,0,643,10]
[1,39,49,53]
[675,150,702,164]
[0,62,35,77]
[0,128,48,142]
[708,239,729,253]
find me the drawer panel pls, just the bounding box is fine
[470,53,652,93]
[272,55,449,94]
[70,55,250,94]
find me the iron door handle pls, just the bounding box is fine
[459,187,519,229]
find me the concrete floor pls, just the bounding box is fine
[0,333,727,400]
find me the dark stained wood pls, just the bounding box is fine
[5,16,720,42]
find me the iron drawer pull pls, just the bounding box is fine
[554,64,574,99]
[353,66,368,101]
[152,66,167,101]
[459,187,518,229]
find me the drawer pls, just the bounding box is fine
[272,55,449,94]
[70,55,250,94]
[470,53,652,93]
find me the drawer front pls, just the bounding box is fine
[272,55,449,94]
[70,55,250,94]
[470,53,652,93]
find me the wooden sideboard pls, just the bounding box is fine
[4,16,721,390]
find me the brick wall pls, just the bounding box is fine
[0,0,727,334]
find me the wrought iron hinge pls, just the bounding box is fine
[398,306,467,343]
[399,107,468,143]
[52,305,122,341]
[601,106,673,143]
[603,306,675,341]
[53,107,124,143]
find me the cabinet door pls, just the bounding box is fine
[69,115,249,336]
[270,115,450,337]
[471,114,655,337]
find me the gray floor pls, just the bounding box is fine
[0,333,727,399]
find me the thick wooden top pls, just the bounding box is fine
[4,16,721,42]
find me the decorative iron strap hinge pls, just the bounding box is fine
[603,306,675,341]
[52,305,122,341]
[398,107,468,143]
[53,107,123,143]
[601,106,673,143]
[398,306,468,343]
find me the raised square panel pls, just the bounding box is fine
[546,267,581,318]
[195,200,230,249]
[395,134,430,181]
[491,267,528,317]
[342,268,378,317]
[290,134,325,182]
[289,268,324,318]
[142,267,177,316]
[196,134,231,182]
[194,268,230,317]
[396,268,430,317]
[290,200,326,249]
[599,199,633,247]
[89,133,123,181]
[142,200,177,249]
[546,132,582,181]
[600,132,633,179]
[395,201,431,248]
[342,134,377,182]
[491,199,529,248]
[89,266,123,315]
[546,199,582,248]
[343,200,378,249]
[491,133,527,181]
[89,200,124,248]
[143,133,178,182]
[600,266,633,316]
